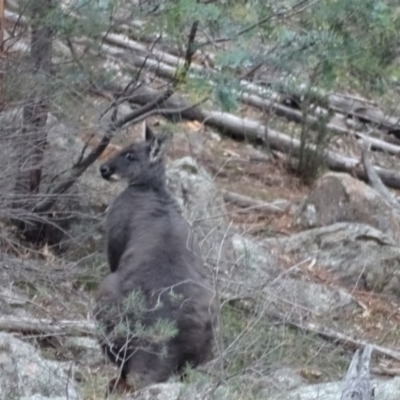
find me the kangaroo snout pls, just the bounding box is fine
[100,164,117,180]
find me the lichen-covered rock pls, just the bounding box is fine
[0,333,79,400]
[63,337,103,366]
[264,222,400,296]
[294,172,400,242]
[166,157,235,271]
[124,383,183,400]
[232,233,356,315]
[123,381,230,400]
[268,278,355,316]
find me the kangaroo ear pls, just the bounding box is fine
[142,122,155,142]
[149,132,172,163]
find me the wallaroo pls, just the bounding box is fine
[93,123,217,395]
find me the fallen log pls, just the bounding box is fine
[100,27,400,134]
[98,41,400,157]
[360,141,400,213]
[8,9,400,189]
[242,92,400,156]
[5,3,400,135]
[123,84,400,190]
[341,345,374,400]
[103,33,206,73]
[329,93,400,134]
[0,316,96,336]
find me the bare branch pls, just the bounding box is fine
[32,87,174,213]
[282,316,400,362]
[222,190,289,214]
[360,140,400,213]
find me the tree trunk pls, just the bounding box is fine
[12,0,53,241]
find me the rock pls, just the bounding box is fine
[0,285,31,318]
[166,157,235,271]
[63,337,103,366]
[271,376,400,400]
[231,233,278,286]
[264,223,400,295]
[0,333,80,400]
[232,233,356,315]
[294,172,400,242]
[269,278,355,316]
[235,368,305,396]
[170,161,353,315]
[268,368,305,392]
[123,381,229,400]
[124,383,183,400]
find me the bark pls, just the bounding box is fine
[222,190,289,214]
[341,345,374,400]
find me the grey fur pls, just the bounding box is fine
[94,124,216,390]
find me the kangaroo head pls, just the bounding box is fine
[100,123,172,185]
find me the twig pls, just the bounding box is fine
[222,190,289,214]
[360,140,400,213]
[200,0,316,46]
[32,88,174,213]
[281,316,400,362]
[112,87,173,130]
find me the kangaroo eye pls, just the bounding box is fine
[125,153,136,162]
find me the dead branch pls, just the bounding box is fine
[354,131,400,156]
[117,84,400,190]
[360,141,400,213]
[222,190,289,214]
[32,87,174,214]
[341,345,374,400]
[284,317,400,362]
[242,92,400,156]
[0,316,95,336]
[97,41,400,157]
[6,5,400,136]
[329,93,400,134]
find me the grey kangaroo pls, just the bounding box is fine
[94,123,216,394]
